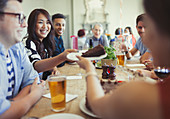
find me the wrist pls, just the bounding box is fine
[85,62,95,71]
[85,72,99,79]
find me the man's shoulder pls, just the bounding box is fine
[136,37,142,43]
[134,37,142,47]
[11,42,25,50]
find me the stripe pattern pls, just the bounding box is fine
[6,54,15,99]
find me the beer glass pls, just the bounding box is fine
[116,52,125,66]
[48,75,66,112]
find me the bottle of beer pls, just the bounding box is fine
[89,39,93,49]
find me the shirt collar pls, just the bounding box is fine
[55,35,63,40]
[0,43,6,56]
[93,36,102,41]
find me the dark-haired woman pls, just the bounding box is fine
[23,9,75,80]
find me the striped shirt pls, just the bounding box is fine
[22,39,51,80]
[6,54,15,99]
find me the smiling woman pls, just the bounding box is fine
[22,8,76,80]
[22,8,57,80]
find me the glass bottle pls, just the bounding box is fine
[89,39,93,49]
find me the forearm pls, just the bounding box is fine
[86,75,105,101]
[34,53,66,73]
[124,48,137,59]
[140,52,152,63]
[85,63,105,108]
[0,90,42,119]
[13,85,31,101]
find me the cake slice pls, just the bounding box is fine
[82,44,106,57]
[85,80,124,111]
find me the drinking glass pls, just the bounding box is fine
[116,52,125,66]
[154,67,170,82]
[48,75,66,112]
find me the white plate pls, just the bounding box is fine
[67,52,107,61]
[67,52,82,61]
[79,98,100,118]
[41,113,84,119]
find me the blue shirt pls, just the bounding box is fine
[6,54,15,99]
[0,42,39,114]
[85,35,109,48]
[52,36,65,67]
[134,37,150,56]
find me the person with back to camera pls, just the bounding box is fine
[23,9,76,80]
[77,29,86,50]
[122,14,152,63]
[76,0,170,118]
[0,0,46,118]
[84,23,109,48]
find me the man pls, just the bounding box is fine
[0,0,45,118]
[85,23,109,48]
[52,13,66,67]
[122,14,152,63]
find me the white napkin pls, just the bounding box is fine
[66,76,82,80]
[43,93,78,103]
[126,64,145,67]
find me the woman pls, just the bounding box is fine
[77,29,86,50]
[23,9,75,80]
[77,0,170,118]
[124,26,136,47]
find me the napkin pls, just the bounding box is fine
[43,93,78,103]
[126,64,145,67]
[66,76,82,80]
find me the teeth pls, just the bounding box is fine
[41,30,47,33]
[58,31,63,33]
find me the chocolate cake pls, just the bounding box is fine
[85,80,123,111]
[82,44,105,57]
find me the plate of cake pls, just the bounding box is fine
[79,97,100,118]
[67,45,107,61]
[79,80,124,118]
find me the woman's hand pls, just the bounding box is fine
[51,67,60,75]
[62,49,77,60]
[76,56,96,72]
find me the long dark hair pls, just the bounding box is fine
[27,8,55,59]
[125,27,133,35]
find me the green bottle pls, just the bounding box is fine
[89,39,93,49]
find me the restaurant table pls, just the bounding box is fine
[22,57,148,119]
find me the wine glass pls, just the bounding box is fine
[154,67,170,82]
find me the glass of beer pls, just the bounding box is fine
[48,75,66,112]
[116,52,125,66]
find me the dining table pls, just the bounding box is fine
[22,56,152,119]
